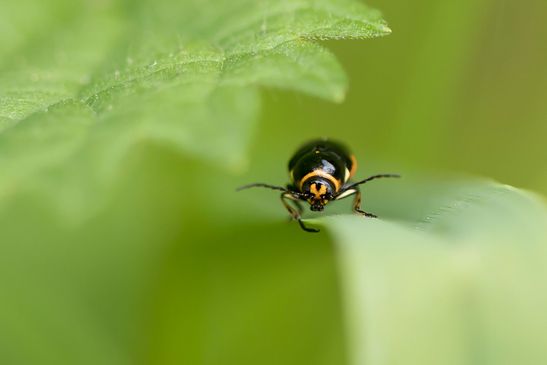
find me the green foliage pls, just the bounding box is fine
[0,1,387,364]
[324,181,547,365]
[2,1,547,365]
[0,0,388,217]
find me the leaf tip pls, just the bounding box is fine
[380,24,392,35]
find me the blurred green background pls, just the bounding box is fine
[258,0,547,193]
[1,0,546,365]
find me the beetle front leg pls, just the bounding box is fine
[352,188,377,218]
[293,199,304,215]
[280,192,319,233]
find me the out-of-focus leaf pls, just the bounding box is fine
[0,0,388,364]
[0,0,389,217]
[322,181,547,365]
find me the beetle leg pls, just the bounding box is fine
[335,187,357,201]
[281,191,305,215]
[237,183,287,192]
[293,200,304,215]
[352,187,377,218]
[281,192,319,233]
[344,173,401,191]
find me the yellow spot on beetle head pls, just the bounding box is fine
[310,183,327,199]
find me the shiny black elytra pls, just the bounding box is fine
[237,139,400,232]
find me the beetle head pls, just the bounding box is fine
[301,178,334,211]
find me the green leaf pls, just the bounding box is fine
[0,0,389,217]
[322,181,547,365]
[0,1,389,364]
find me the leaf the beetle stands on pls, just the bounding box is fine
[322,181,547,365]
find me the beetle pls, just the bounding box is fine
[237,139,400,232]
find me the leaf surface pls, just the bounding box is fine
[0,0,389,215]
[323,181,547,365]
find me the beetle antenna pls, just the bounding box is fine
[344,174,401,190]
[236,183,288,192]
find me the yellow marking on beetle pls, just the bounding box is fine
[299,170,341,192]
[310,183,327,198]
[335,188,356,200]
[349,155,358,178]
[344,168,351,183]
